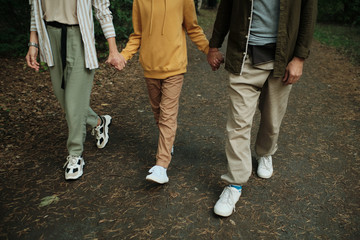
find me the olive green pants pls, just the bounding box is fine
[221,56,292,185]
[47,25,98,156]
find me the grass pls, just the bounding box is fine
[314,23,360,65]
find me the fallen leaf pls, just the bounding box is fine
[39,195,59,207]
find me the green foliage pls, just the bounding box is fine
[314,23,360,65]
[317,0,360,26]
[0,0,134,57]
[94,0,133,51]
[0,0,30,56]
[4,0,359,57]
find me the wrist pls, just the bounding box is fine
[109,48,119,55]
[28,42,39,48]
[294,56,305,62]
[208,48,219,52]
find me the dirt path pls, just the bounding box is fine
[1,9,359,240]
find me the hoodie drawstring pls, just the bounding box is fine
[149,0,154,35]
[149,0,167,36]
[162,0,167,35]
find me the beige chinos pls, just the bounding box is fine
[47,25,98,156]
[145,74,184,168]
[221,56,292,185]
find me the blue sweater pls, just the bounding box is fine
[249,0,280,46]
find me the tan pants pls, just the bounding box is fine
[221,57,292,185]
[145,74,184,168]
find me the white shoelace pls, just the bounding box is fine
[148,166,161,174]
[148,166,167,176]
[261,156,272,169]
[63,156,79,168]
[91,125,102,140]
[219,187,239,206]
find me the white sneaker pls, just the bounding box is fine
[146,165,169,184]
[92,115,112,149]
[63,155,85,180]
[257,155,273,179]
[214,186,241,217]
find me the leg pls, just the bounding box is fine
[145,78,162,125]
[47,26,66,110]
[156,74,184,168]
[146,75,184,169]
[214,57,272,217]
[255,75,292,157]
[221,58,271,185]
[47,26,92,180]
[87,108,99,128]
[48,26,98,155]
[63,26,95,156]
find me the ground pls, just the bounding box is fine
[0,9,359,240]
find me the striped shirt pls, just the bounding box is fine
[30,0,116,69]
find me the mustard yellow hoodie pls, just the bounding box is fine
[121,0,209,79]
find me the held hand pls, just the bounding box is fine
[106,51,127,71]
[25,46,40,72]
[282,57,305,85]
[207,48,224,71]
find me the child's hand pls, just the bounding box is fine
[207,48,224,71]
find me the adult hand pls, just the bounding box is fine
[282,56,305,85]
[207,48,224,71]
[25,46,40,72]
[106,51,127,71]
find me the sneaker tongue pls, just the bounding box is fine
[70,157,79,165]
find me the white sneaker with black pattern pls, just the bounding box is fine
[92,115,112,149]
[63,155,85,180]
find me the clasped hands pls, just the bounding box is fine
[108,47,225,72]
[207,48,224,71]
[106,51,127,71]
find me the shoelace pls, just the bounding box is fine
[262,156,272,168]
[220,187,238,205]
[148,166,166,176]
[220,187,241,213]
[63,156,79,168]
[148,166,158,174]
[91,125,102,140]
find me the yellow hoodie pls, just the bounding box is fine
[121,0,209,79]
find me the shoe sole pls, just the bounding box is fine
[97,115,112,149]
[65,161,85,180]
[146,176,169,184]
[214,208,233,217]
[257,174,272,179]
[65,171,83,180]
[257,171,273,179]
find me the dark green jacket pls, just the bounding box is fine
[209,0,318,77]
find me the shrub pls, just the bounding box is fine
[0,0,134,57]
[317,0,360,26]
[94,0,134,51]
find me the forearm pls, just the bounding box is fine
[120,0,141,61]
[209,0,232,48]
[29,31,38,44]
[107,37,118,54]
[26,31,40,71]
